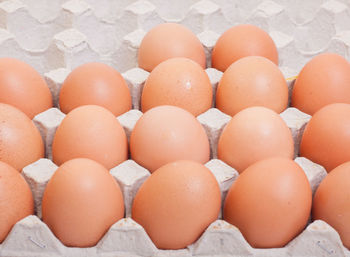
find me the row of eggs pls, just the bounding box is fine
[2,23,350,120]
[0,22,350,251]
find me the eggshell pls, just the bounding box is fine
[59,62,131,116]
[216,56,288,116]
[130,105,210,172]
[138,23,206,71]
[132,160,221,249]
[292,53,350,115]
[300,103,350,172]
[42,158,124,247]
[141,58,212,116]
[211,24,278,72]
[312,161,350,249]
[0,103,44,170]
[0,58,52,119]
[0,161,34,242]
[218,106,294,173]
[52,105,127,169]
[224,157,312,248]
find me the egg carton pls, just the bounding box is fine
[0,99,340,257]
[0,0,350,256]
[0,67,342,257]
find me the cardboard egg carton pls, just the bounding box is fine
[0,67,338,257]
[0,0,350,256]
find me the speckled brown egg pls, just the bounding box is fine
[313,161,350,249]
[0,58,52,119]
[218,107,294,173]
[0,161,34,242]
[141,58,212,116]
[212,24,278,72]
[138,23,206,71]
[52,105,127,169]
[42,158,124,247]
[132,160,221,249]
[0,103,44,170]
[300,103,350,172]
[59,62,131,116]
[224,157,312,248]
[130,105,210,172]
[216,56,288,116]
[292,53,350,115]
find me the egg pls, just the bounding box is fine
[224,157,312,248]
[138,23,206,71]
[211,24,278,72]
[0,161,34,242]
[42,158,124,247]
[216,56,288,116]
[132,160,221,249]
[300,103,350,172]
[218,106,294,173]
[312,161,350,249]
[130,105,210,172]
[0,58,52,119]
[292,53,350,115]
[59,62,131,116]
[52,105,127,169]
[0,103,44,170]
[141,58,212,116]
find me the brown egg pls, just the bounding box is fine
[313,161,350,249]
[0,161,34,242]
[216,56,288,116]
[138,23,206,71]
[218,107,294,173]
[0,58,52,119]
[212,24,278,72]
[59,62,131,116]
[132,160,221,249]
[42,158,124,247]
[0,103,44,170]
[224,157,312,248]
[300,103,350,172]
[52,105,127,169]
[130,105,210,172]
[141,58,212,116]
[292,53,350,115]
